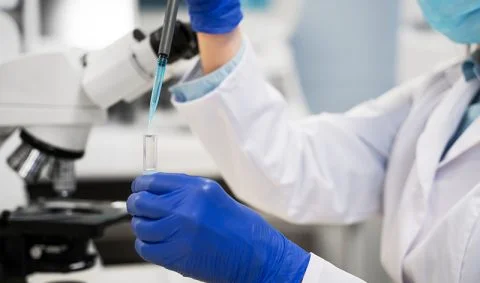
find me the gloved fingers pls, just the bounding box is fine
[131,215,180,243]
[127,191,173,218]
[186,0,243,34]
[187,1,218,13]
[132,172,202,194]
[135,239,183,268]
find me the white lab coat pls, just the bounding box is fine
[173,42,480,283]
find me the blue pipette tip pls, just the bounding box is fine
[148,54,169,130]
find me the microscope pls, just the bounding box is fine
[0,21,198,282]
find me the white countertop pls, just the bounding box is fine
[29,263,201,283]
[76,123,220,180]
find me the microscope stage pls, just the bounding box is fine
[2,200,128,238]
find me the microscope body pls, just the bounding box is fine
[0,30,152,196]
[0,22,198,196]
[0,22,198,282]
[0,48,102,148]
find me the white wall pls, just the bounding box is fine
[0,10,20,62]
[292,0,399,114]
[290,2,399,282]
[396,0,464,83]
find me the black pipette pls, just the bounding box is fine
[148,0,181,128]
[158,0,181,58]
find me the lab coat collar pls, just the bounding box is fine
[440,58,464,87]
[439,57,480,167]
[440,114,480,167]
[416,77,480,194]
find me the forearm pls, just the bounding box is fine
[197,28,243,74]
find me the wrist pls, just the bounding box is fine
[197,28,243,74]
[261,233,311,283]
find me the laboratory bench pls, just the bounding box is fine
[26,174,316,283]
[28,263,198,283]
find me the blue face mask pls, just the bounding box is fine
[418,0,480,43]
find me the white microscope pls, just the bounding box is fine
[0,12,198,281]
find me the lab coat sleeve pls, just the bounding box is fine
[173,39,416,224]
[170,41,246,102]
[303,253,366,283]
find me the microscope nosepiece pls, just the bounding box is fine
[7,130,83,196]
[7,142,51,184]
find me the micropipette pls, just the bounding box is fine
[148,0,181,129]
[144,0,181,174]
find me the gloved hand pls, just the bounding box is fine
[127,172,310,283]
[185,0,243,34]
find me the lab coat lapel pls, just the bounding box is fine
[440,118,480,166]
[416,78,479,195]
[397,78,478,279]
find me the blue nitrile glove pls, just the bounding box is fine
[185,0,243,34]
[127,172,310,283]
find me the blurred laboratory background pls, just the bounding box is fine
[0,0,465,283]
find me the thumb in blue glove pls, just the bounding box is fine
[185,0,243,34]
[127,172,310,283]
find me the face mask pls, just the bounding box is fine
[418,0,480,43]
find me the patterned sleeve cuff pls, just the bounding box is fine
[170,40,246,102]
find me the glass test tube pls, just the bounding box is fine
[143,134,158,174]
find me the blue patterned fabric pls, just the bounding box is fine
[170,41,246,102]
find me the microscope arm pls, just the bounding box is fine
[0,22,197,146]
[82,21,198,109]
